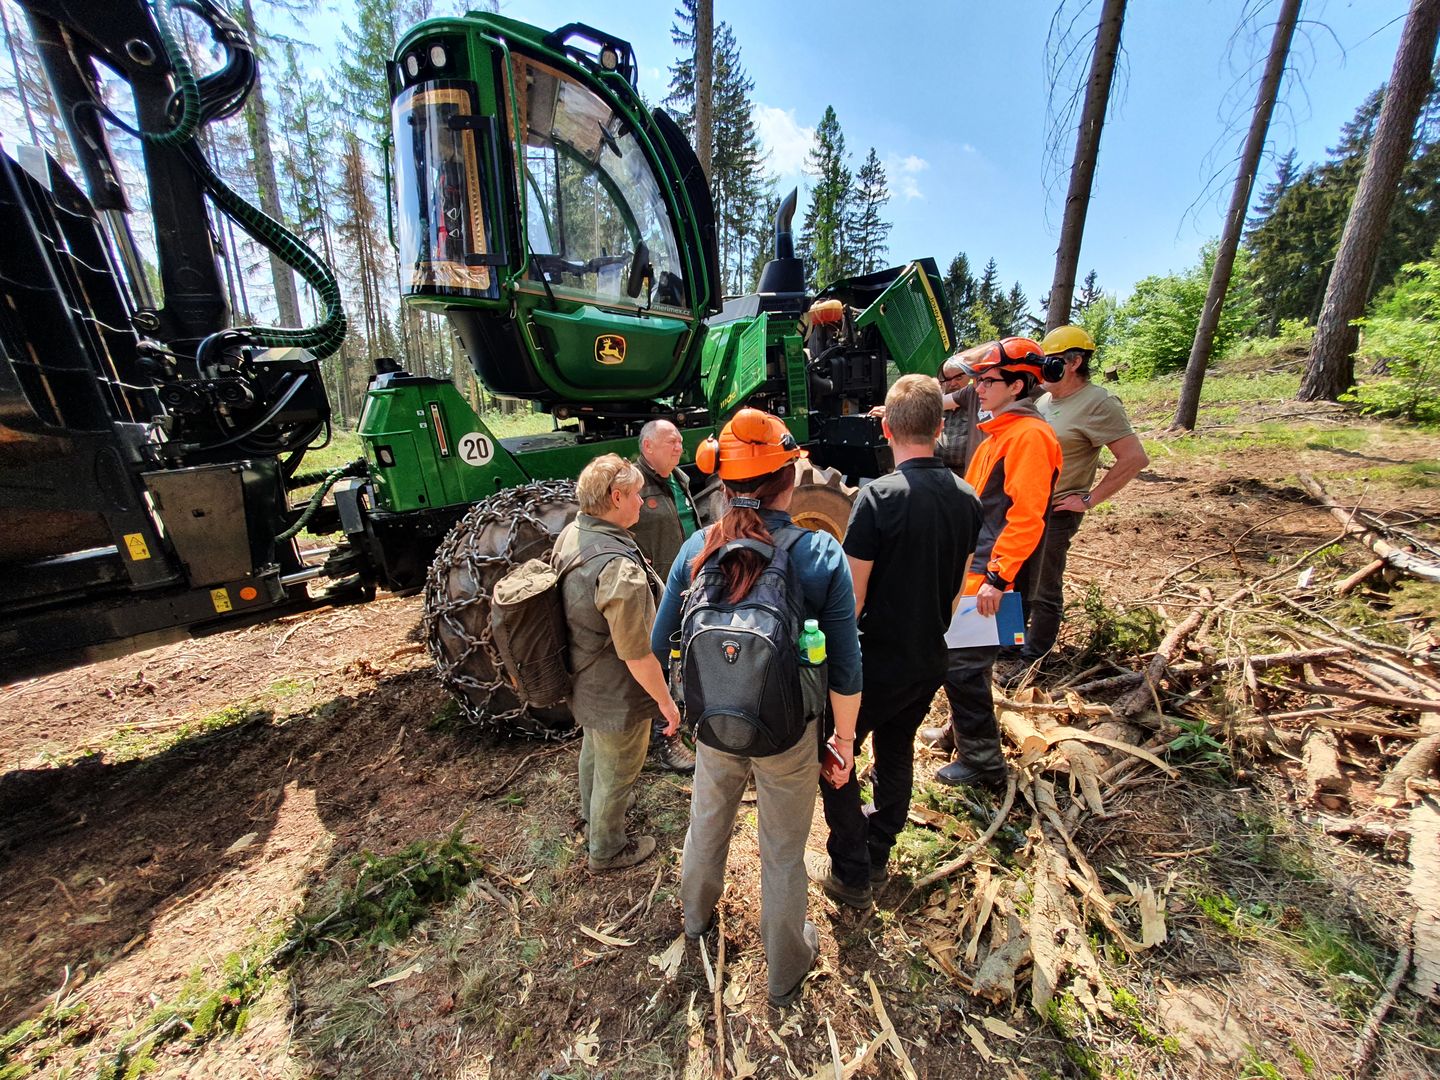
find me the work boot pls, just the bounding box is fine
[653,731,696,773]
[804,851,872,910]
[936,758,1008,791]
[589,834,657,872]
[936,732,1008,791]
[918,722,955,754]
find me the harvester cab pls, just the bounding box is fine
[388,16,720,419]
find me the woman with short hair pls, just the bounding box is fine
[554,454,680,872]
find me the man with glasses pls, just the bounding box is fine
[935,339,1062,789]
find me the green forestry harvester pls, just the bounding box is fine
[1,3,954,735]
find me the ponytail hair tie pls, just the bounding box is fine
[730,496,762,509]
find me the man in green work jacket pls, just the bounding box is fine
[633,418,700,773]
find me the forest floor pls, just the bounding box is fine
[1,363,1438,1079]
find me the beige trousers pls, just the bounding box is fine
[681,721,820,998]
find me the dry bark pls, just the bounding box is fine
[1406,799,1440,1002]
[1300,730,1349,804]
[1379,734,1440,799]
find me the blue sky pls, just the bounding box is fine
[493,0,1412,307]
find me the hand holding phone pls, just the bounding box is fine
[821,734,854,788]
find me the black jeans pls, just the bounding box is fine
[1022,508,1083,662]
[996,531,1047,663]
[942,644,1004,772]
[819,676,940,888]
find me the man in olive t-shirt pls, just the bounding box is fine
[1018,326,1149,671]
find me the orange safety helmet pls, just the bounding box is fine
[967,336,1045,381]
[696,407,804,481]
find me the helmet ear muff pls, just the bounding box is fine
[1042,355,1068,382]
[696,435,720,475]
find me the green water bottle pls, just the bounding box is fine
[799,619,826,665]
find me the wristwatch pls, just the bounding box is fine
[983,569,1009,591]
[1080,492,1092,507]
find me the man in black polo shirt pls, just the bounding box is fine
[807,375,981,908]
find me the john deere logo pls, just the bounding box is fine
[595,334,626,365]
[722,640,741,664]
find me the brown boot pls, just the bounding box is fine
[590,834,657,872]
[918,722,955,754]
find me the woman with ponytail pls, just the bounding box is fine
[650,409,861,1008]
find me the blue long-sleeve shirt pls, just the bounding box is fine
[650,510,862,694]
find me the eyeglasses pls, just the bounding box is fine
[974,376,1010,387]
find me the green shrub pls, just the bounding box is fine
[1347,257,1440,422]
[1110,243,1256,380]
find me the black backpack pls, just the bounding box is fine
[678,527,817,757]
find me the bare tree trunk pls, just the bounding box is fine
[1173,0,1301,430]
[237,0,301,326]
[694,0,713,182]
[1047,0,1125,333]
[1300,0,1440,401]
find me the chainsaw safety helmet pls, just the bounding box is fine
[942,340,995,380]
[968,337,1045,382]
[1040,324,1096,357]
[1040,325,1096,381]
[696,408,804,481]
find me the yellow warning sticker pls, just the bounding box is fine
[210,588,233,613]
[123,533,151,561]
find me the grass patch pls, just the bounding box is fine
[95,945,274,1079]
[97,703,270,766]
[1332,459,1440,488]
[0,1001,92,1078]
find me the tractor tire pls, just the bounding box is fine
[789,460,857,541]
[423,480,578,739]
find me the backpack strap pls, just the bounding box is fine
[553,539,635,581]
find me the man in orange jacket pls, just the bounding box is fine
[937,338,1062,788]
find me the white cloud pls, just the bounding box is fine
[753,104,813,178]
[961,143,977,154]
[884,153,929,201]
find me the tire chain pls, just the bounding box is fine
[422,480,579,740]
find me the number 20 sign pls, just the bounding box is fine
[457,432,493,466]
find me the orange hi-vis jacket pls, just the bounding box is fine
[961,399,1063,595]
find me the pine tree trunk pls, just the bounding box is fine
[1047,0,1126,333]
[1300,0,1440,401]
[1173,0,1300,430]
[238,0,301,326]
[694,0,713,181]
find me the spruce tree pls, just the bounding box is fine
[799,106,852,289]
[944,254,980,344]
[1072,269,1103,317]
[849,148,891,274]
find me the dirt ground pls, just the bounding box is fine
[2,402,1438,1079]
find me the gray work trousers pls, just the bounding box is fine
[578,721,651,861]
[681,720,820,999]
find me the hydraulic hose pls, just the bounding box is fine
[141,0,202,145]
[275,464,359,542]
[185,144,348,359]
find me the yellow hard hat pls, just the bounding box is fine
[1040,325,1096,356]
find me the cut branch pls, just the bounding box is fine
[1297,472,1440,582]
[1113,599,1210,718]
